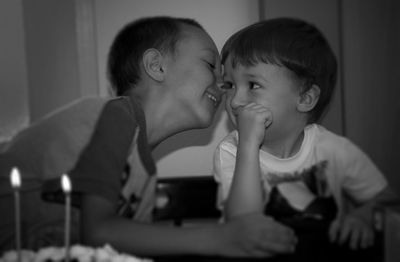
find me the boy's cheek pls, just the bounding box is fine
[224,98,232,112]
[225,110,237,127]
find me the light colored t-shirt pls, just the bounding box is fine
[213,124,387,217]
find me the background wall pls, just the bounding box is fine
[23,0,81,121]
[341,0,400,190]
[0,0,29,141]
[1,0,399,192]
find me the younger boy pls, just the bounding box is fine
[213,17,396,254]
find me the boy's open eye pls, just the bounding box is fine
[249,82,261,90]
[220,82,233,90]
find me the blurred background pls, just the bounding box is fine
[0,0,399,192]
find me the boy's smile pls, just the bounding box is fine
[165,24,222,128]
[205,89,221,107]
[223,56,307,155]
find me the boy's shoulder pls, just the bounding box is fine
[311,124,348,142]
[310,124,362,157]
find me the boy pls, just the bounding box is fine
[0,16,296,257]
[213,17,396,254]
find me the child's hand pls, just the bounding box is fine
[237,103,272,146]
[219,213,297,257]
[328,214,374,250]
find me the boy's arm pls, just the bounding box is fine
[225,137,264,219]
[225,103,272,220]
[81,193,296,257]
[350,186,399,224]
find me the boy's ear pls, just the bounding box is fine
[297,84,320,113]
[142,48,166,82]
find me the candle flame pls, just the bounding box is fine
[10,167,21,188]
[61,174,71,193]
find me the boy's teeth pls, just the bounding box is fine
[206,93,217,104]
[207,93,216,101]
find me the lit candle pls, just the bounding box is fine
[61,174,71,262]
[10,167,21,262]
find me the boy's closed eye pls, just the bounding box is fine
[207,62,215,69]
[203,59,216,70]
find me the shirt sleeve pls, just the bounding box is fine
[213,141,237,211]
[340,139,388,203]
[69,99,137,205]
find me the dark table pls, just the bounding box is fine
[153,244,380,262]
[153,217,383,262]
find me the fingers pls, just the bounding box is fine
[349,225,374,250]
[329,219,340,243]
[329,216,375,250]
[359,225,374,249]
[238,103,272,127]
[348,226,362,249]
[258,218,297,254]
[254,238,295,256]
[337,220,352,245]
[229,213,297,257]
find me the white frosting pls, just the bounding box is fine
[0,244,152,262]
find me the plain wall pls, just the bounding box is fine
[23,0,81,121]
[0,0,29,142]
[342,0,400,190]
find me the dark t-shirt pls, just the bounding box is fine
[0,96,156,250]
[42,97,156,211]
[68,98,137,205]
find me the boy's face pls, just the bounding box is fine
[164,25,223,128]
[222,56,304,141]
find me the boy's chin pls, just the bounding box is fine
[199,117,214,128]
[193,113,214,129]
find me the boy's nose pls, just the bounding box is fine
[215,71,225,95]
[230,89,248,109]
[216,82,225,94]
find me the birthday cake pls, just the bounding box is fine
[0,244,153,262]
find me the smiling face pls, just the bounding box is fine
[223,55,306,142]
[164,24,223,128]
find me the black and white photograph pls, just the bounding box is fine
[0,1,399,261]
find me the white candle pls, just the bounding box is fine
[61,174,71,262]
[10,167,21,262]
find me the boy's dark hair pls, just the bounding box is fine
[108,16,204,96]
[221,17,337,123]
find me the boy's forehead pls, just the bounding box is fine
[223,56,264,74]
[223,55,244,70]
[178,25,218,54]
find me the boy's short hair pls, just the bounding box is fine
[221,17,337,123]
[108,16,204,96]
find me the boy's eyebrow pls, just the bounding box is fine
[244,73,269,83]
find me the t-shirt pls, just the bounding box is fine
[213,124,387,218]
[0,96,156,250]
[41,96,157,220]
